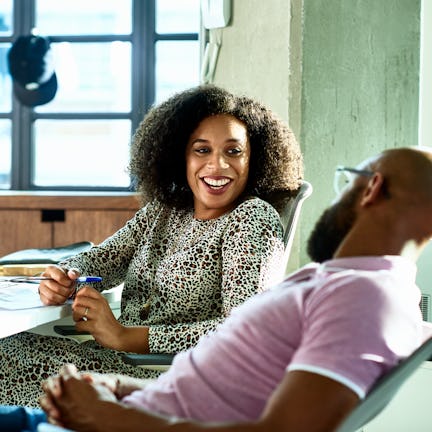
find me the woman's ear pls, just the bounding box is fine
[360,173,385,207]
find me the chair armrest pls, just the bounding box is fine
[122,353,175,365]
[53,325,94,342]
[53,325,90,336]
[122,353,175,371]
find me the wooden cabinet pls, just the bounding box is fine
[0,192,140,257]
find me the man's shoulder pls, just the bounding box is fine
[313,258,419,314]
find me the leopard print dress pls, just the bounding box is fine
[0,197,284,406]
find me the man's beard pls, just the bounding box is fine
[307,187,361,263]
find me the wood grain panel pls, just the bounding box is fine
[0,210,52,256]
[53,210,137,246]
[0,192,140,210]
[0,193,141,257]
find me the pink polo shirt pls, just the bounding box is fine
[122,256,423,422]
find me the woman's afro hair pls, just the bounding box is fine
[129,84,303,209]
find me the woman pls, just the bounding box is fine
[0,85,303,406]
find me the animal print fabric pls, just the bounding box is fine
[0,198,284,406]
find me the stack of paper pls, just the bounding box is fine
[0,279,44,310]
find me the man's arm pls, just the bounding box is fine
[257,370,359,432]
[47,368,359,432]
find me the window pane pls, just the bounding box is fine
[155,41,200,103]
[36,42,131,113]
[36,0,132,35]
[33,120,131,187]
[0,43,12,112]
[0,120,12,189]
[156,0,200,34]
[0,1,13,36]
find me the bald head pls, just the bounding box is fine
[364,147,432,206]
[308,147,432,262]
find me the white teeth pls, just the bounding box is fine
[204,178,230,187]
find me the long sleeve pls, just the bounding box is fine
[148,198,284,353]
[59,203,157,292]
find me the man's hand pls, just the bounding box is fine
[81,372,153,399]
[40,364,117,429]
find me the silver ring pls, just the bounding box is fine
[82,307,89,321]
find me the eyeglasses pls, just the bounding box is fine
[334,166,374,195]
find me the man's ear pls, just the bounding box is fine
[360,173,385,206]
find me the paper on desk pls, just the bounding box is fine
[0,280,44,309]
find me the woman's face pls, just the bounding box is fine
[185,114,251,220]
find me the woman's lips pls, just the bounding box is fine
[201,177,232,194]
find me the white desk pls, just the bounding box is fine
[0,285,123,339]
[0,303,72,339]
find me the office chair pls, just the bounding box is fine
[122,181,313,371]
[335,336,432,432]
[266,180,313,252]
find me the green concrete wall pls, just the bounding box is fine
[212,0,421,271]
[299,0,421,264]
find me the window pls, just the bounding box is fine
[0,0,200,190]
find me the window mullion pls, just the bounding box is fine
[11,0,36,190]
[7,0,199,191]
[131,0,155,132]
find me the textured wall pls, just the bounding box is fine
[211,0,421,270]
[212,0,291,121]
[299,0,421,264]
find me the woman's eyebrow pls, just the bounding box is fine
[191,137,245,145]
[190,138,209,144]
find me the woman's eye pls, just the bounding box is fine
[194,148,209,154]
[228,148,242,155]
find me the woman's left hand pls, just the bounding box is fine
[72,286,125,350]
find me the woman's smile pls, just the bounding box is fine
[186,114,251,220]
[201,176,232,193]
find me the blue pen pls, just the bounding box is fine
[75,276,103,283]
[6,276,103,284]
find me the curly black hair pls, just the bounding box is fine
[129,84,304,209]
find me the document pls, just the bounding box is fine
[0,279,44,310]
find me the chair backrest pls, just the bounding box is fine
[265,180,313,258]
[335,336,432,432]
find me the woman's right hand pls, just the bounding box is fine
[38,265,81,305]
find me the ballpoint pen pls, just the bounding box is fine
[4,276,103,284]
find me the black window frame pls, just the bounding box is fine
[0,0,199,191]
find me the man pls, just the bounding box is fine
[4,147,432,431]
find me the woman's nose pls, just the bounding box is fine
[208,152,229,169]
